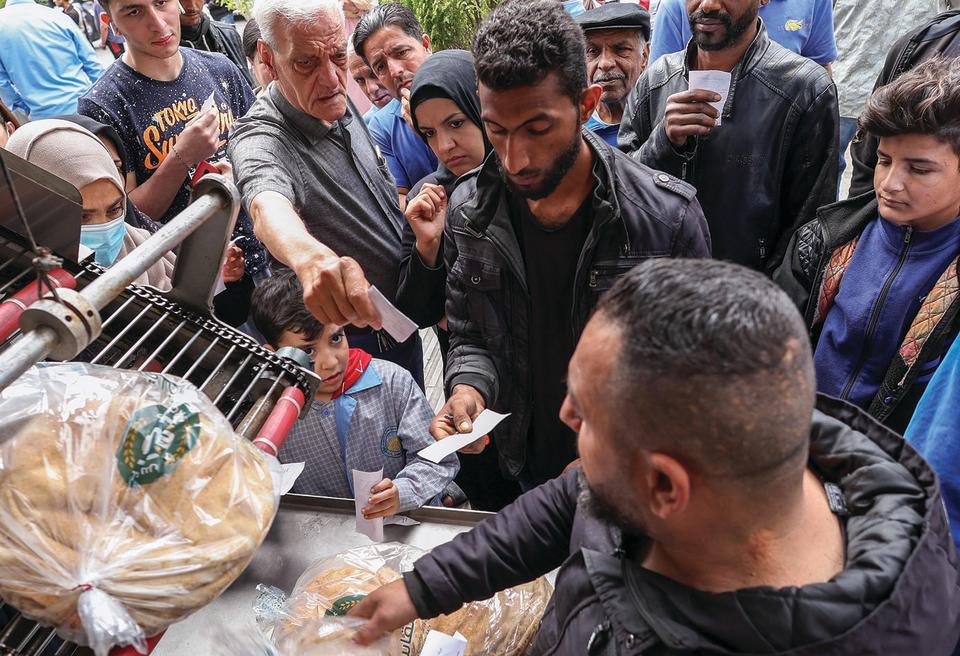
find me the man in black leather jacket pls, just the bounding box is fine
[619,0,839,273]
[179,0,253,87]
[353,259,960,656]
[427,0,711,498]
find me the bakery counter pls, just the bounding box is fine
[152,494,493,654]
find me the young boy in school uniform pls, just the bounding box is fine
[252,270,458,519]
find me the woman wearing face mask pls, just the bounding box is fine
[57,113,162,233]
[397,51,520,512]
[5,120,252,327]
[6,119,175,289]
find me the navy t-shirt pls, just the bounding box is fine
[78,48,267,274]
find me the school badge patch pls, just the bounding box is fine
[380,427,403,458]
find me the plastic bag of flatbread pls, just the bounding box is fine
[273,543,553,655]
[214,617,392,656]
[0,363,281,656]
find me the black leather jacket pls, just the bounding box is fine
[619,20,839,273]
[404,397,960,655]
[443,130,711,479]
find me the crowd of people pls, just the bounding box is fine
[2,0,960,652]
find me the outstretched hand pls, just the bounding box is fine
[349,580,419,646]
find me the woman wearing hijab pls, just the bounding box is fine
[396,49,491,338]
[5,119,252,326]
[6,119,175,289]
[57,113,162,233]
[397,50,520,512]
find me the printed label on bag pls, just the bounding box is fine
[116,404,200,486]
[325,594,366,616]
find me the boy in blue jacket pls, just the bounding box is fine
[775,57,960,433]
[251,270,458,519]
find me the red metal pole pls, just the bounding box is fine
[0,269,76,342]
[252,386,306,456]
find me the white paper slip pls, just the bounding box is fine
[688,70,732,126]
[417,410,510,464]
[200,91,217,114]
[353,468,384,542]
[368,286,418,343]
[418,629,468,656]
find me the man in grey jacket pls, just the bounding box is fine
[619,0,838,272]
[352,259,960,655]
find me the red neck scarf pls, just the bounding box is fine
[331,348,373,400]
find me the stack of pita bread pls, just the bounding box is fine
[277,544,552,655]
[0,365,277,653]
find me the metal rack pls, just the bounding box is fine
[0,171,320,655]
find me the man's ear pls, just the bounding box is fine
[422,33,432,54]
[258,40,276,77]
[580,84,602,123]
[643,452,691,521]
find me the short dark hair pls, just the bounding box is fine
[860,56,960,156]
[595,259,815,487]
[243,17,263,61]
[251,269,324,348]
[353,3,425,62]
[473,0,588,106]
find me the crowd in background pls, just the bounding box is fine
[3,0,960,652]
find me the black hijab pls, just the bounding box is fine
[409,50,492,188]
[57,114,129,177]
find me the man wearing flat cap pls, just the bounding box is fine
[576,2,650,147]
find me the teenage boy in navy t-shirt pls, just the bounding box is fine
[78,0,268,277]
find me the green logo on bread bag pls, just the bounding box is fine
[116,404,201,486]
[325,594,366,616]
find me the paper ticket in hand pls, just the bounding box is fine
[353,468,384,542]
[419,629,468,656]
[688,70,732,126]
[368,286,418,342]
[418,410,510,464]
[200,91,217,114]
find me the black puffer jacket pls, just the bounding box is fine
[773,192,960,433]
[619,20,839,273]
[180,16,253,87]
[849,10,960,198]
[404,396,960,655]
[443,130,711,479]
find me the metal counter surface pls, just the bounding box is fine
[153,494,494,654]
